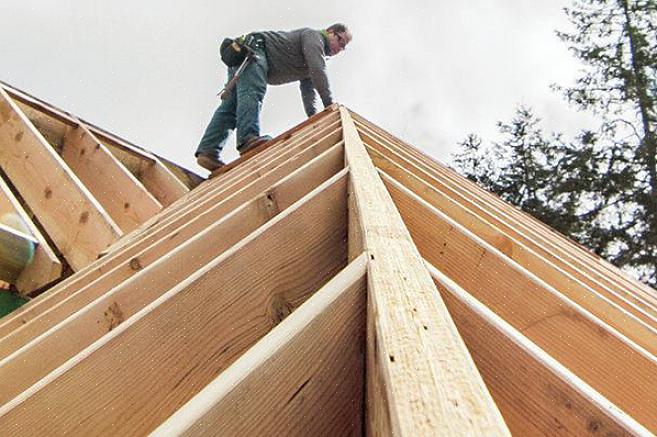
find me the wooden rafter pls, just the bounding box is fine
[0,175,61,293]
[427,262,651,436]
[0,169,348,400]
[0,101,655,435]
[0,81,200,190]
[353,113,657,311]
[0,163,348,435]
[382,168,657,429]
[61,121,162,232]
[0,224,37,283]
[0,114,342,338]
[0,87,121,271]
[105,112,340,255]
[341,107,509,435]
[153,253,368,436]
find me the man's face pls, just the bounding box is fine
[327,30,352,56]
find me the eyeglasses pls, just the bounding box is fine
[335,33,348,50]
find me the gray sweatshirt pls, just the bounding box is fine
[258,28,332,116]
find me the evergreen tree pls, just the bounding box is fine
[557,0,657,283]
[452,134,490,186]
[453,0,657,285]
[453,107,583,237]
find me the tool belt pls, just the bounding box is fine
[219,33,265,67]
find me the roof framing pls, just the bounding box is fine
[0,103,655,435]
[0,82,197,294]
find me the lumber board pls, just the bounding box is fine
[176,108,337,206]
[0,190,15,218]
[156,117,339,237]
[159,157,204,190]
[208,117,341,197]
[154,253,368,436]
[0,164,348,435]
[340,107,509,436]
[0,140,343,339]
[0,176,61,294]
[129,112,339,249]
[211,103,340,179]
[359,124,657,322]
[430,155,657,309]
[353,114,657,312]
[211,109,340,182]
[103,116,341,257]
[136,157,189,207]
[98,134,343,276]
[141,116,340,238]
[399,131,651,300]
[354,113,649,296]
[0,224,37,283]
[0,88,121,270]
[0,143,344,345]
[3,82,196,206]
[426,262,651,437]
[383,171,657,431]
[0,81,195,180]
[61,122,162,232]
[0,169,348,399]
[371,149,657,335]
[12,101,66,153]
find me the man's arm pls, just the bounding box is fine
[300,29,333,108]
[299,78,317,117]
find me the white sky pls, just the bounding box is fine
[0,0,595,176]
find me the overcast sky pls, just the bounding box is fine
[1,0,595,176]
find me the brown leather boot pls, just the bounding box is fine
[196,154,225,171]
[238,135,273,156]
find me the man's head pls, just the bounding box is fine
[326,23,352,56]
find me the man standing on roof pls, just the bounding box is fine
[195,24,352,171]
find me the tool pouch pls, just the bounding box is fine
[220,37,246,67]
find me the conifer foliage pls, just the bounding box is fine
[453,0,657,285]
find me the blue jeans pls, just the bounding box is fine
[196,43,268,160]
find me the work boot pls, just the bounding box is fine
[238,135,273,156]
[196,154,225,171]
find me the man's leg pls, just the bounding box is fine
[235,45,268,150]
[195,67,237,162]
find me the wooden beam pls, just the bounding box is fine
[0,164,348,435]
[426,261,651,436]
[153,253,367,436]
[0,224,37,283]
[382,170,657,431]
[99,132,343,273]
[360,126,657,324]
[0,81,199,184]
[211,104,340,179]
[100,116,340,257]
[0,176,61,293]
[0,140,342,333]
[0,169,348,400]
[61,122,162,232]
[127,115,339,249]
[0,88,121,270]
[0,142,343,341]
[353,114,657,314]
[340,107,509,436]
[136,158,189,207]
[158,157,204,190]
[133,116,341,242]
[370,149,657,336]
[207,118,341,199]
